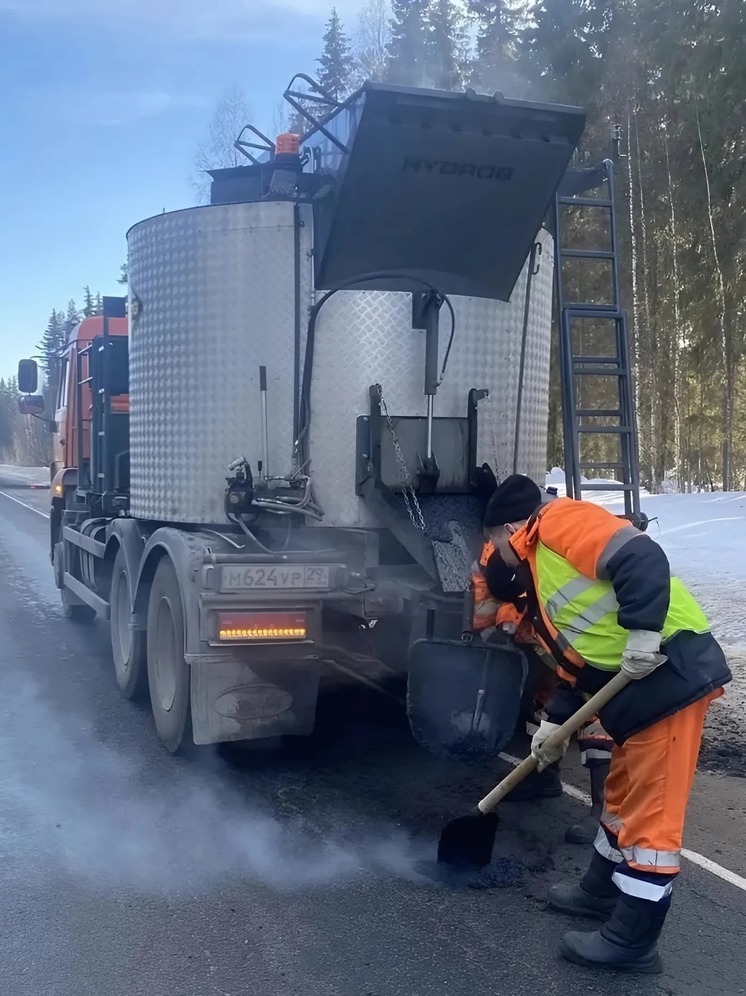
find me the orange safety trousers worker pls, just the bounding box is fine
[596,687,723,901]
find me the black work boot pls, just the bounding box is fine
[560,892,668,973]
[502,762,563,802]
[566,761,610,845]
[548,851,620,920]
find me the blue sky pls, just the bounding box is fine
[0,0,365,377]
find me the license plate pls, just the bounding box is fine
[219,565,331,592]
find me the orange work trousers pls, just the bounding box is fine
[598,688,722,899]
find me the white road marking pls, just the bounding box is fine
[497,751,746,893]
[2,489,745,894]
[0,490,50,518]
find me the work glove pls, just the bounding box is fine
[620,629,668,680]
[531,720,570,771]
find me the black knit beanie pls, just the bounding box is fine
[483,474,542,529]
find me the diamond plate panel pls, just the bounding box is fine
[308,228,555,527]
[128,202,313,523]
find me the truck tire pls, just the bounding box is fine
[54,541,96,624]
[146,558,191,753]
[110,546,148,701]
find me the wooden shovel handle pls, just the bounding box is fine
[477,670,632,814]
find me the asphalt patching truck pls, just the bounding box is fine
[17,79,641,756]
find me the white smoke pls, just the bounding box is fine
[0,677,430,896]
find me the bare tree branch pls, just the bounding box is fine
[192,86,253,204]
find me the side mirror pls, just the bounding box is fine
[18,358,39,394]
[18,394,45,417]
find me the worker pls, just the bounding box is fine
[483,474,731,973]
[472,536,614,844]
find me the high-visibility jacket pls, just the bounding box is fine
[471,541,537,645]
[510,497,731,741]
[472,537,615,758]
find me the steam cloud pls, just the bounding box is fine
[0,678,429,896]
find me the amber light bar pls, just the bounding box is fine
[217,611,308,642]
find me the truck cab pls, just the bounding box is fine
[50,315,129,496]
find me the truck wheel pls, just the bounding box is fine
[54,542,96,624]
[146,558,191,753]
[110,546,148,701]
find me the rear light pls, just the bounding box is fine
[217,611,308,642]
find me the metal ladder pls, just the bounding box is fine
[552,159,642,521]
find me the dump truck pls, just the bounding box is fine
[17,78,642,756]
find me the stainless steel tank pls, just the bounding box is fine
[127,200,553,525]
[309,228,554,527]
[127,201,313,522]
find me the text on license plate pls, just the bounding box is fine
[219,565,331,591]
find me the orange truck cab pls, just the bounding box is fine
[18,309,129,561]
[51,314,129,497]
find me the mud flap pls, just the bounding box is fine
[407,638,527,760]
[189,655,321,746]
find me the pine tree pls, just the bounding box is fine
[356,0,391,83]
[82,286,96,317]
[387,0,430,86]
[117,263,128,286]
[94,292,103,315]
[467,0,521,94]
[64,300,80,337]
[0,378,16,459]
[425,0,463,90]
[38,310,67,377]
[317,8,355,100]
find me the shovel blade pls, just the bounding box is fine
[407,638,527,760]
[438,811,500,870]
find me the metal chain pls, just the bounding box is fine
[375,385,427,533]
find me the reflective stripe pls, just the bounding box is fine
[594,827,622,863]
[613,867,674,901]
[601,809,624,835]
[596,526,644,579]
[581,748,613,764]
[545,576,595,620]
[558,590,620,639]
[621,846,681,871]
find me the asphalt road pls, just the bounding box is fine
[0,483,744,996]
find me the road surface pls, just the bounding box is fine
[0,478,744,996]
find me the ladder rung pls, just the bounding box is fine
[573,355,621,364]
[564,306,622,317]
[577,426,632,435]
[576,409,623,418]
[561,249,615,260]
[573,366,624,376]
[559,197,613,208]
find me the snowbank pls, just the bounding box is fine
[0,465,49,488]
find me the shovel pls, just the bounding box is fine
[437,670,632,870]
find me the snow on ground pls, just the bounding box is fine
[0,464,49,488]
[547,470,746,772]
